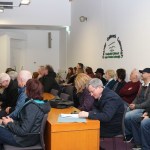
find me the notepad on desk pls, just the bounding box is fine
[58,114,86,123]
[60,114,79,118]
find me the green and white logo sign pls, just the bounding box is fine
[102,35,123,59]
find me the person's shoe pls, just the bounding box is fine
[123,135,133,143]
[132,145,141,150]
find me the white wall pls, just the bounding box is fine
[0,0,71,26]
[59,29,67,71]
[0,29,60,73]
[10,38,27,71]
[0,34,10,72]
[25,30,60,73]
[69,0,150,79]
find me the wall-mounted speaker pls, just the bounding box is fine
[48,32,52,48]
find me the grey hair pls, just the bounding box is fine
[87,78,103,88]
[8,71,18,80]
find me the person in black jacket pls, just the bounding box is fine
[79,78,124,138]
[39,65,59,92]
[0,79,51,149]
[95,68,107,86]
[105,69,116,89]
[0,73,18,118]
[112,68,126,94]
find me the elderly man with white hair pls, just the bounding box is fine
[0,73,18,118]
[119,68,141,104]
[8,70,32,119]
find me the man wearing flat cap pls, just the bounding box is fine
[95,68,107,86]
[124,68,150,149]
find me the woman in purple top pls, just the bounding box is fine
[75,73,95,111]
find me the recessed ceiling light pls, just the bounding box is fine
[20,0,31,5]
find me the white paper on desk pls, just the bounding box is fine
[60,114,79,118]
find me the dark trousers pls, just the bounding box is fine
[0,126,19,150]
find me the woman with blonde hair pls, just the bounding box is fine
[75,73,94,111]
[105,69,116,89]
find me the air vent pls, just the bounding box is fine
[0,2,13,9]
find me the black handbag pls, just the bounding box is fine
[49,98,74,109]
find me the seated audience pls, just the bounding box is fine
[137,106,150,150]
[67,66,83,85]
[112,68,126,94]
[85,67,95,78]
[7,71,18,86]
[9,70,32,119]
[75,73,94,111]
[76,68,84,74]
[0,79,51,149]
[76,63,85,73]
[95,68,107,86]
[5,68,15,74]
[105,69,116,89]
[37,66,45,79]
[79,78,124,138]
[77,63,84,70]
[66,67,77,84]
[124,68,150,149]
[7,71,18,81]
[0,73,18,118]
[44,65,56,78]
[66,67,74,83]
[119,69,140,104]
[32,72,39,79]
[39,65,59,92]
[73,67,77,74]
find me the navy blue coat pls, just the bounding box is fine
[88,88,124,137]
[105,79,116,90]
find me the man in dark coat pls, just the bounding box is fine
[79,78,124,138]
[0,73,18,118]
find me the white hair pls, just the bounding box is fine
[0,73,10,83]
[18,70,32,83]
[132,68,140,80]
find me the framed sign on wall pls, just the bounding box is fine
[102,34,123,59]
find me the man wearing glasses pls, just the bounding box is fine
[79,78,124,150]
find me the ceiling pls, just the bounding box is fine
[0,1,68,31]
[0,25,67,30]
[0,0,22,6]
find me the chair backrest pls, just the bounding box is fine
[63,85,74,101]
[50,89,59,96]
[40,114,48,150]
[60,93,70,101]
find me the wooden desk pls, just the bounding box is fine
[43,93,55,100]
[45,107,100,150]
